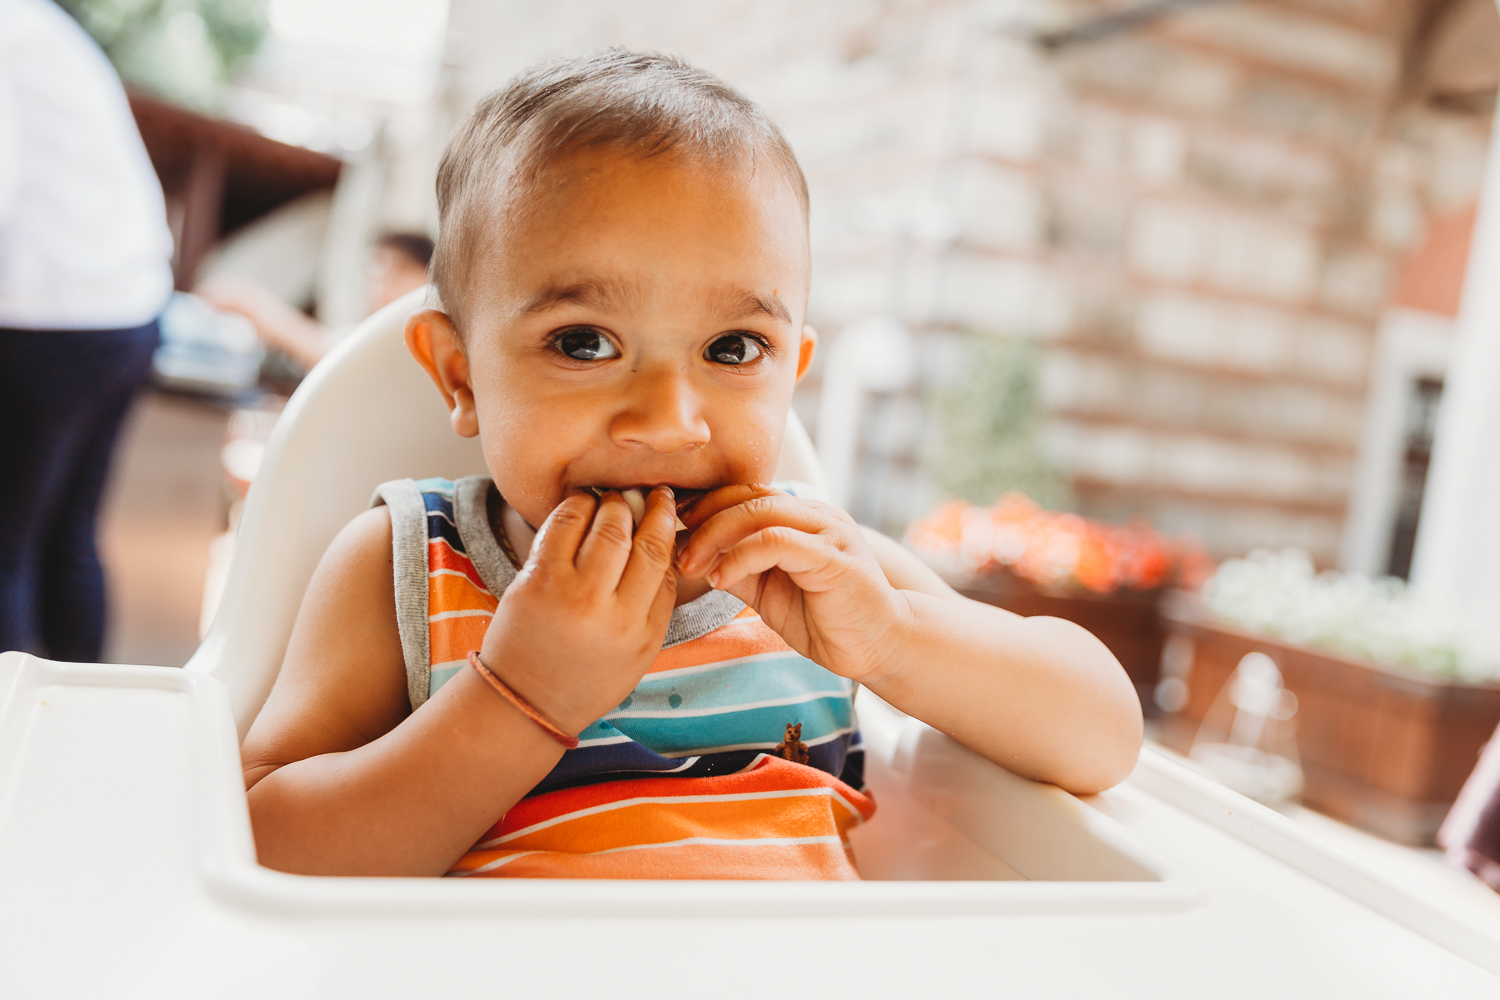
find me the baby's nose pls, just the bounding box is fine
[610,367,711,453]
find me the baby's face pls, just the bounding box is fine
[419,148,814,528]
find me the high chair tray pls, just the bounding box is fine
[2,651,1498,997]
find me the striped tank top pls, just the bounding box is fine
[372,475,875,879]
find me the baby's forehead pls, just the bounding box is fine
[474,151,807,284]
[513,144,806,227]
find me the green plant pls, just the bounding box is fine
[59,0,267,112]
[924,333,1069,510]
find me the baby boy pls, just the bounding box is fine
[240,49,1143,878]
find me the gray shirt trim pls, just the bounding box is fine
[377,475,749,710]
[454,475,517,598]
[663,589,746,647]
[370,479,432,711]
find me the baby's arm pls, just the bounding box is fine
[241,488,680,876]
[677,490,1142,794]
[240,507,571,876]
[857,528,1142,793]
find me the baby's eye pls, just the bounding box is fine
[705,333,764,366]
[555,328,619,361]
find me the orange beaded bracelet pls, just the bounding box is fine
[466,650,580,750]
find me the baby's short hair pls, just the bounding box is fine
[432,48,809,331]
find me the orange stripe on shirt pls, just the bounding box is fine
[451,838,860,880]
[428,540,490,592]
[649,610,793,674]
[429,571,497,615]
[430,614,492,666]
[495,788,863,855]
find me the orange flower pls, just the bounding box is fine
[903,492,1211,595]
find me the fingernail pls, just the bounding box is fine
[656,484,674,500]
[706,569,720,589]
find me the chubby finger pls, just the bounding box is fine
[678,484,779,531]
[645,546,678,638]
[618,486,679,604]
[679,493,838,578]
[707,526,852,593]
[529,492,597,569]
[575,491,636,582]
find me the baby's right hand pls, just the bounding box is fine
[477,486,678,736]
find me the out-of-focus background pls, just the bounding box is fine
[72,0,1500,848]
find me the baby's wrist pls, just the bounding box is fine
[467,651,580,748]
[476,644,599,737]
[851,591,919,691]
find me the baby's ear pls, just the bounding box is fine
[405,309,478,438]
[796,325,818,382]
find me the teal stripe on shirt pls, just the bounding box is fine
[431,663,463,693]
[413,476,456,498]
[607,653,851,717]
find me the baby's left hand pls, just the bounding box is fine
[676,486,905,682]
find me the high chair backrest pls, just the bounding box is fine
[186,287,831,737]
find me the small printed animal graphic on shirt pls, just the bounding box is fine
[774,722,810,765]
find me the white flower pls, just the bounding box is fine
[1202,549,1500,682]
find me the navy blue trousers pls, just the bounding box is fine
[0,321,160,661]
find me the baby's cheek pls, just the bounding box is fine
[483,439,549,518]
[718,409,786,482]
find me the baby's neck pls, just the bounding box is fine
[495,495,709,607]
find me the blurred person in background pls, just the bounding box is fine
[196,231,434,371]
[190,235,434,637]
[0,0,174,662]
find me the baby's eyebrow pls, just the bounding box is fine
[720,289,792,326]
[521,279,793,327]
[520,279,634,315]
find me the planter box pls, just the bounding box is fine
[955,569,1164,702]
[1157,593,1500,845]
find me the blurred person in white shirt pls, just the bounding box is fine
[0,0,174,662]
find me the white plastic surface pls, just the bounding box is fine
[4,650,1499,998]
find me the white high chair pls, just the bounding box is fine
[1,289,1498,997]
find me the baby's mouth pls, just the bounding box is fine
[588,486,702,531]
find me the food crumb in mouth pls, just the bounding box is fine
[589,487,689,531]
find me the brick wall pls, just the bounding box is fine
[435,0,1494,561]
